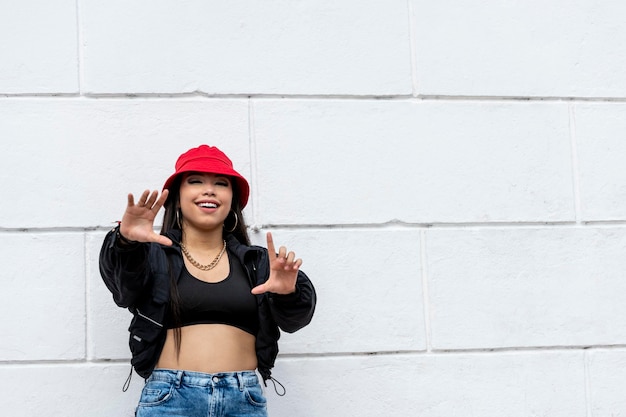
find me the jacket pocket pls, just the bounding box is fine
[128,307,165,378]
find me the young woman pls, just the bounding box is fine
[100,145,316,417]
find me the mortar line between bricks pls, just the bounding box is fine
[254,221,626,229]
[75,0,83,94]
[568,103,583,224]
[83,231,90,361]
[2,93,626,102]
[248,99,260,230]
[431,344,626,354]
[406,0,419,97]
[416,95,626,102]
[276,344,626,359]
[1,345,624,367]
[419,230,433,352]
[584,350,593,417]
[0,359,129,367]
[235,221,626,230]
[6,221,626,234]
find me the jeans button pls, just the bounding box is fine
[212,376,219,383]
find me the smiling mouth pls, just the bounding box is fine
[197,202,218,208]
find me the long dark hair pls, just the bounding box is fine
[160,175,251,355]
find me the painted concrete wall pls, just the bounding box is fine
[1,1,626,416]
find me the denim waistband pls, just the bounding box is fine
[149,369,259,389]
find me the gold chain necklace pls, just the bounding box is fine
[180,240,226,271]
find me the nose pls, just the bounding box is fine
[202,183,215,196]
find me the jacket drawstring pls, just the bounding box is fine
[122,366,133,392]
[265,376,286,396]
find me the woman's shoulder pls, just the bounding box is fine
[226,234,267,256]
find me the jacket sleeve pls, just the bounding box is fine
[99,225,151,308]
[268,269,316,334]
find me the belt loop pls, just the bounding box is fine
[176,370,184,388]
[237,372,244,392]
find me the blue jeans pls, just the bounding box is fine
[135,369,268,417]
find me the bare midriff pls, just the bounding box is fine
[156,323,258,373]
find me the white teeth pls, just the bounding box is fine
[198,202,217,208]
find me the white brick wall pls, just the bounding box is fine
[1,1,625,416]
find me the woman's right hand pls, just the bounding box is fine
[119,189,173,246]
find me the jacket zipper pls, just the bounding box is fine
[136,309,164,328]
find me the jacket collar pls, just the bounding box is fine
[163,228,182,245]
[226,234,249,259]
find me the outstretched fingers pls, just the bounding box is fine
[152,189,169,212]
[137,190,151,207]
[154,234,173,247]
[128,189,169,211]
[121,189,170,244]
[266,232,302,270]
[127,192,136,208]
[266,232,276,258]
[250,282,268,295]
[142,189,167,210]
[290,257,303,271]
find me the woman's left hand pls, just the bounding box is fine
[251,232,301,295]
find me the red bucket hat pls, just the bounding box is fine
[163,145,250,208]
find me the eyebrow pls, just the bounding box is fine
[186,173,231,181]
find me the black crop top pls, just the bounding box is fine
[166,253,259,336]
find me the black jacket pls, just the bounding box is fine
[99,226,316,383]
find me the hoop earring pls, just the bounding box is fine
[224,211,238,233]
[175,209,182,229]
